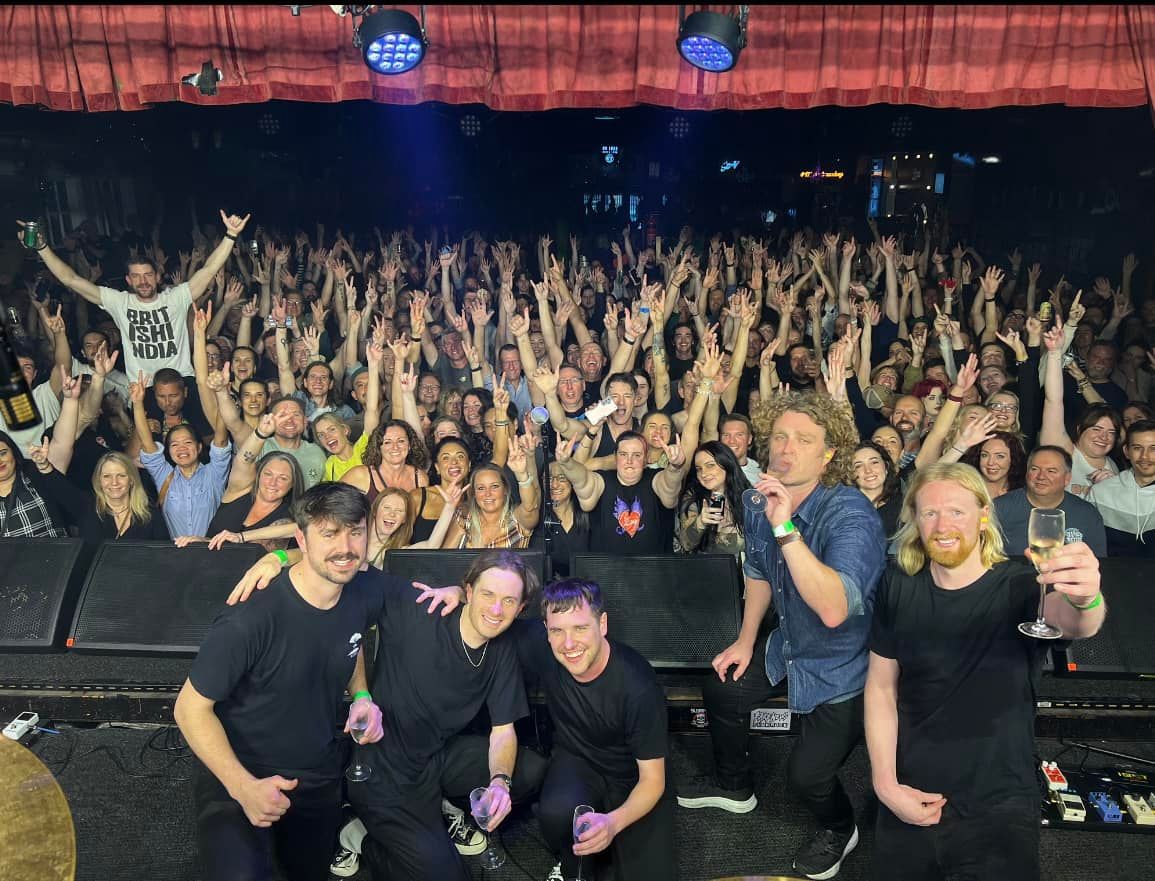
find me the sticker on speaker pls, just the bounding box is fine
[750,708,792,731]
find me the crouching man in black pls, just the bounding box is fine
[175,483,384,881]
[423,576,676,880]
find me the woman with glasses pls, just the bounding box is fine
[984,390,1024,437]
[1040,321,1122,498]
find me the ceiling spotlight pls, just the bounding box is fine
[460,114,481,138]
[677,7,748,72]
[669,116,690,139]
[891,114,913,138]
[980,155,1001,164]
[358,8,427,75]
[181,61,222,96]
[257,113,280,136]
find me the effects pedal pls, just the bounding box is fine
[1088,791,1123,823]
[1050,789,1086,822]
[1122,794,1155,826]
[2,711,38,741]
[1041,761,1068,791]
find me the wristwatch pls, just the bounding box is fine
[490,773,512,790]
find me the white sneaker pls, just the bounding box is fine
[329,847,359,878]
[545,861,565,881]
[445,810,487,856]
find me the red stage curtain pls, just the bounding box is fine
[0,5,1152,113]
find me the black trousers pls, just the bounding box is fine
[701,637,863,833]
[537,750,677,881]
[192,761,343,881]
[351,734,547,881]
[873,798,1040,881]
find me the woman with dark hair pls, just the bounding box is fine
[341,419,430,502]
[461,387,495,461]
[1122,400,1155,431]
[1041,321,1122,498]
[0,431,68,538]
[178,413,305,551]
[958,432,1028,500]
[410,436,474,543]
[675,441,750,558]
[852,440,903,536]
[530,457,591,579]
[131,371,232,539]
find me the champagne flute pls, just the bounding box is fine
[469,786,506,870]
[573,804,595,881]
[346,718,372,782]
[1018,508,1065,640]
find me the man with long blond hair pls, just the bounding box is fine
[679,390,886,881]
[866,462,1104,880]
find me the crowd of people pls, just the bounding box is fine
[3,210,1140,879]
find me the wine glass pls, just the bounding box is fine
[345,719,372,782]
[1018,508,1065,640]
[573,804,595,881]
[469,786,506,870]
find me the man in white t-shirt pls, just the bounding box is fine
[18,210,250,385]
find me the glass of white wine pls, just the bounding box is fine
[1019,508,1065,640]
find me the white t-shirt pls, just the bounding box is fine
[98,283,194,382]
[1,381,61,453]
[1069,446,1118,500]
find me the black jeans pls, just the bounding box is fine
[537,749,677,881]
[351,734,547,881]
[873,798,1040,881]
[701,637,863,833]
[193,761,342,881]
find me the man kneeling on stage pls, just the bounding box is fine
[422,576,675,881]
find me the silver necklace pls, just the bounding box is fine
[460,632,488,668]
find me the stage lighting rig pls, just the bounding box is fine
[181,61,222,96]
[354,6,428,75]
[677,5,749,72]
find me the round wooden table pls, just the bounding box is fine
[0,735,76,881]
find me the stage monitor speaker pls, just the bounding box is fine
[0,538,92,651]
[67,541,268,654]
[1057,557,1155,679]
[571,553,741,669]
[384,549,546,602]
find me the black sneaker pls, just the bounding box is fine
[675,775,757,813]
[793,825,859,880]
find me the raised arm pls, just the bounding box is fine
[915,354,979,470]
[129,372,158,455]
[1039,318,1075,451]
[18,222,102,305]
[554,431,604,512]
[188,211,250,302]
[506,435,540,532]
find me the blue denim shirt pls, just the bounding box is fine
[743,482,887,713]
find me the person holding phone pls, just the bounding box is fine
[675,440,750,558]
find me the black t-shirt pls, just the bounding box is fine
[188,570,381,778]
[583,379,604,408]
[514,622,666,783]
[868,559,1047,814]
[590,470,674,555]
[363,576,528,786]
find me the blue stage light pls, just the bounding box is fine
[677,10,746,73]
[360,9,426,75]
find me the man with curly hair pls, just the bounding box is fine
[678,391,887,881]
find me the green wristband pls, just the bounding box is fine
[272,549,289,566]
[1062,592,1102,612]
[352,690,372,702]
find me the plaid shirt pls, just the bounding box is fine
[0,471,65,538]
